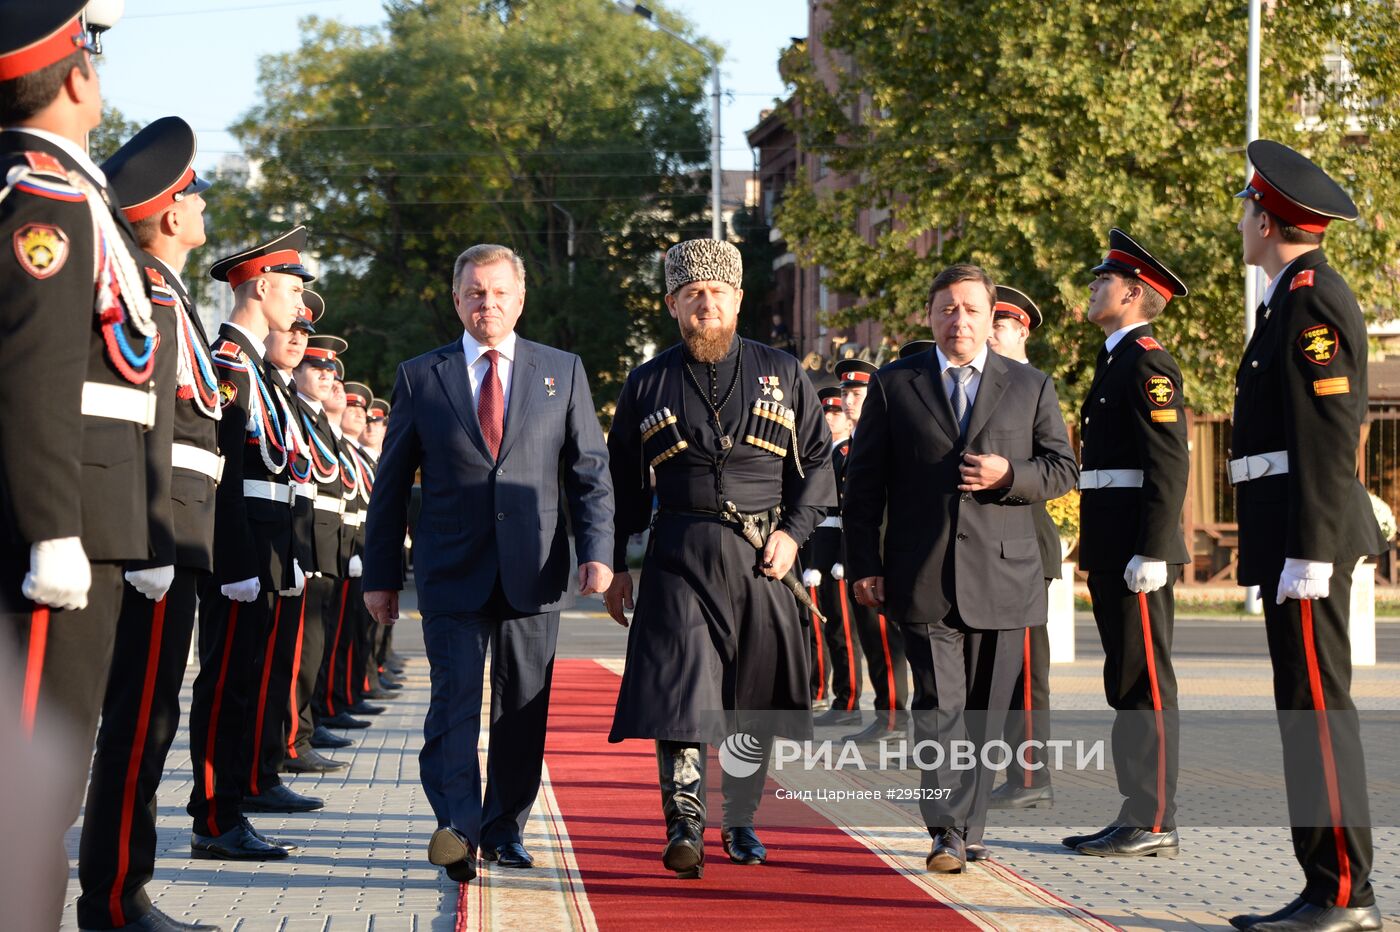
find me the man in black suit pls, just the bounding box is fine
[363,243,614,883]
[844,263,1077,873]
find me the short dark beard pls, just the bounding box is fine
[680,321,736,364]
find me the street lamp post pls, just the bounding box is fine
[616,1,724,240]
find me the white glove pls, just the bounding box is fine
[348,555,363,578]
[802,568,822,587]
[1124,555,1169,594]
[23,538,91,611]
[220,576,261,602]
[279,560,306,597]
[831,562,845,581]
[1276,558,1333,604]
[125,565,175,602]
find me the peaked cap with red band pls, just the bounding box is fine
[209,225,316,290]
[367,399,391,421]
[301,334,347,369]
[0,1,89,82]
[1236,139,1358,234]
[101,116,213,223]
[1091,228,1188,302]
[994,285,1043,330]
[295,290,325,332]
[342,382,373,409]
[898,339,935,360]
[834,357,878,389]
[818,385,844,412]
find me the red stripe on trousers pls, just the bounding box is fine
[285,597,307,758]
[1136,592,1168,833]
[877,614,897,729]
[1023,628,1034,788]
[109,595,167,926]
[20,607,50,735]
[202,602,240,837]
[836,579,857,711]
[344,637,356,708]
[808,586,825,702]
[1300,598,1353,908]
[325,579,352,716]
[248,597,284,795]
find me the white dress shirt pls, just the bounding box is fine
[1103,320,1151,355]
[1263,256,1304,306]
[934,343,990,409]
[1,126,108,186]
[461,329,517,413]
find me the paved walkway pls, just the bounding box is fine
[59,586,1400,930]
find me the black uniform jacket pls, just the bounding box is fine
[843,347,1078,630]
[1077,323,1191,572]
[270,371,317,574]
[1232,250,1384,583]
[293,395,345,577]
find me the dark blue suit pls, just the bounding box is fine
[363,335,613,849]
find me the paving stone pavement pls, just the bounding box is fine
[58,591,1400,930]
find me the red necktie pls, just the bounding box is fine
[478,348,503,459]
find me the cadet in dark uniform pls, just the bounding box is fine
[76,116,227,932]
[360,398,400,692]
[1,10,163,924]
[1227,141,1384,932]
[984,287,1062,813]
[803,387,862,723]
[336,382,380,712]
[604,239,835,878]
[1066,230,1189,859]
[834,357,909,743]
[187,228,314,860]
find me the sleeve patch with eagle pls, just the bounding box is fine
[1144,375,1175,407]
[1297,324,1339,366]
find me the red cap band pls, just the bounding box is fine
[841,371,871,385]
[994,302,1031,327]
[227,249,302,289]
[0,18,85,82]
[122,167,196,222]
[1246,170,1332,234]
[303,346,338,362]
[346,395,367,407]
[1105,249,1175,301]
[822,398,843,410]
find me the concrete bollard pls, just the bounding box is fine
[1351,558,1376,667]
[1048,561,1076,663]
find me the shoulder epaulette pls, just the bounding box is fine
[1291,270,1316,291]
[144,266,167,288]
[1136,336,1163,352]
[22,152,66,179]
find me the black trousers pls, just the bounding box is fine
[316,576,356,718]
[817,575,862,712]
[1003,581,1054,788]
[1087,571,1180,831]
[290,575,334,757]
[345,577,372,703]
[901,610,1023,847]
[187,584,273,836]
[852,599,909,723]
[78,568,200,929]
[1261,569,1374,909]
[245,592,305,796]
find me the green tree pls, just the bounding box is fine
[90,103,140,163]
[777,0,1400,414]
[206,0,716,404]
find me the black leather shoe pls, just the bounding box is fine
[191,824,289,861]
[379,674,404,690]
[241,816,298,853]
[241,783,324,813]
[83,905,224,931]
[281,748,348,774]
[363,686,395,700]
[321,712,371,729]
[926,828,966,873]
[813,708,862,727]
[345,701,385,716]
[721,826,767,865]
[1062,823,1119,849]
[310,725,353,750]
[1233,898,1307,930]
[840,717,906,744]
[966,843,991,861]
[1076,825,1178,858]
[662,817,705,879]
[1251,903,1383,932]
[483,841,534,868]
[428,827,477,882]
[989,781,1054,810]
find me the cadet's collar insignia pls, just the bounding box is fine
[1136,336,1163,352]
[839,442,850,455]
[13,222,69,279]
[1298,324,1339,366]
[544,376,557,396]
[759,375,783,401]
[1144,375,1175,407]
[218,380,238,407]
[144,266,167,288]
[1291,269,1316,291]
[22,151,66,179]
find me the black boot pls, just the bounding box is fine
[656,741,706,879]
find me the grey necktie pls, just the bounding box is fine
[948,365,973,436]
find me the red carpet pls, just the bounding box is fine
[537,659,977,929]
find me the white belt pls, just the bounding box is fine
[1229,450,1289,485]
[295,482,317,500]
[82,382,156,428]
[171,443,223,482]
[1079,468,1145,490]
[243,479,294,505]
[315,494,346,514]
[817,516,843,529]
[343,511,363,527]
